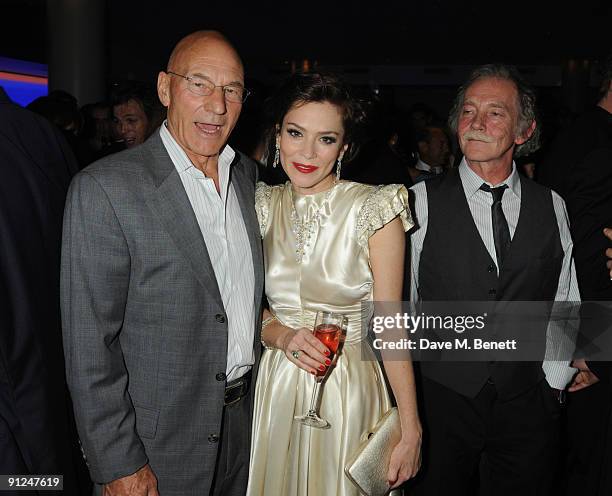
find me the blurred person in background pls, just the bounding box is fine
[27,92,97,168]
[0,86,89,495]
[79,102,119,162]
[27,93,81,134]
[408,124,451,183]
[408,102,437,132]
[111,80,166,148]
[343,99,412,187]
[539,53,612,496]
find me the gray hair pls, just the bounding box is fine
[448,64,541,157]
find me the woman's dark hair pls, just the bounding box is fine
[264,72,365,165]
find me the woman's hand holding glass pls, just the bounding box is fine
[279,327,331,375]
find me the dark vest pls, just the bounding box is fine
[418,168,563,399]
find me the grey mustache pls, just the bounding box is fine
[462,131,494,143]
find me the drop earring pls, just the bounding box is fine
[335,156,343,181]
[273,140,280,168]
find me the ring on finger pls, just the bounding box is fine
[291,350,301,360]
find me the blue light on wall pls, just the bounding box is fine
[0,57,48,106]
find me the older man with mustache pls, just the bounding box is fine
[408,64,580,495]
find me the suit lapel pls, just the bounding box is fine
[231,155,264,374]
[143,132,224,308]
[231,155,264,309]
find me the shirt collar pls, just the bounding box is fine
[159,120,236,174]
[415,158,432,172]
[458,157,521,200]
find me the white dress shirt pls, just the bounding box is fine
[415,157,443,175]
[160,122,255,381]
[410,158,580,389]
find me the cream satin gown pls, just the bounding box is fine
[247,181,413,496]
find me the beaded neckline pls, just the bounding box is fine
[289,181,337,263]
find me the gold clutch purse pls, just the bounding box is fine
[344,407,401,496]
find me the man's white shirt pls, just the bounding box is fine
[160,122,255,381]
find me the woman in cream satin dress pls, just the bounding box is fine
[247,73,421,496]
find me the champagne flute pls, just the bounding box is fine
[295,310,347,428]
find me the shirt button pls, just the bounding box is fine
[487,264,496,273]
[215,314,226,324]
[488,288,497,296]
[208,434,219,443]
[216,372,226,382]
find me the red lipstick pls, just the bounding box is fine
[293,162,319,174]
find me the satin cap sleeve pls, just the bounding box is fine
[355,183,413,247]
[255,181,272,238]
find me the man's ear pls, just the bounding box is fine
[157,71,170,108]
[515,120,536,145]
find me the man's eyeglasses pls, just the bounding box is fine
[167,71,250,103]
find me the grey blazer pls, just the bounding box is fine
[61,130,263,495]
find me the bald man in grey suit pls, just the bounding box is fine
[61,31,263,496]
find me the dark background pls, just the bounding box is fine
[2,0,611,153]
[3,0,610,81]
